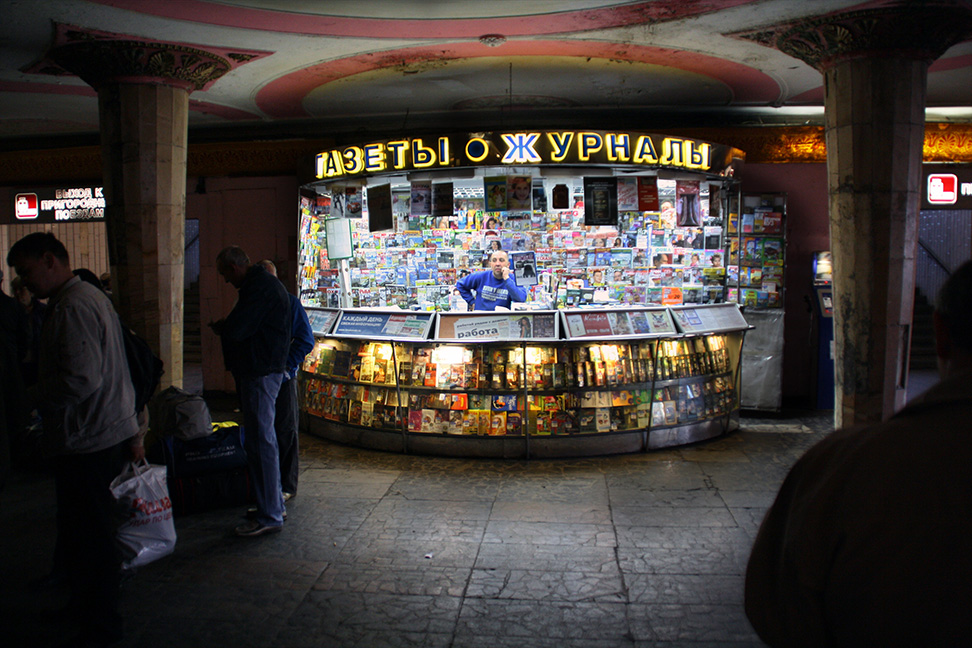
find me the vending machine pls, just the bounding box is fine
[812,251,835,410]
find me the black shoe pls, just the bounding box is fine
[235,520,283,537]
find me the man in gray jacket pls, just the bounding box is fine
[8,232,139,647]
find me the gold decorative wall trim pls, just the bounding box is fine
[923,123,972,162]
[666,124,972,164]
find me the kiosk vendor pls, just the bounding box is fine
[456,250,527,311]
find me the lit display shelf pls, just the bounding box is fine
[299,304,751,458]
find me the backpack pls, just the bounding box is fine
[150,386,212,441]
[122,324,164,413]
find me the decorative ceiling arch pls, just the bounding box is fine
[256,40,781,118]
[88,0,757,39]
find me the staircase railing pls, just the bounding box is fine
[916,240,950,308]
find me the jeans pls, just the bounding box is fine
[236,372,286,526]
[275,376,300,495]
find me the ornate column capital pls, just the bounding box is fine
[27,23,269,91]
[732,1,972,72]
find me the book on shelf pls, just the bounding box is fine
[762,238,784,266]
[595,408,611,432]
[434,410,450,434]
[578,409,597,433]
[461,411,479,435]
[740,212,755,234]
[348,401,363,425]
[332,351,352,377]
[358,356,374,383]
[506,412,523,435]
[761,211,783,234]
[488,412,507,436]
[423,363,437,387]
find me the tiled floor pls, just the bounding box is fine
[0,406,834,648]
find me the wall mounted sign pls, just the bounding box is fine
[313,131,744,181]
[5,186,105,224]
[922,167,972,209]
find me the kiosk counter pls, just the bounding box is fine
[299,304,750,458]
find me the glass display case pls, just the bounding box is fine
[299,304,750,458]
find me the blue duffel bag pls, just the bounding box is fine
[162,422,247,478]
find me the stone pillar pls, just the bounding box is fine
[98,84,188,389]
[737,2,972,425]
[822,55,926,425]
[44,25,260,390]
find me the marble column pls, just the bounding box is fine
[737,1,972,426]
[44,26,258,390]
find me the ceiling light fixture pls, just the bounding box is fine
[479,34,506,47]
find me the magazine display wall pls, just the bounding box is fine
[727,193,786,308]
[298,175,733,311]
[728,193,787,411]
[299,304,750,458]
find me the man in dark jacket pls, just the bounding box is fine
[256,259,314,502]
[210,246,291,537]
[0,268,30,491]
[745,259,972,646]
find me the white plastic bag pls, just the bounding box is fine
[110,460,177,569]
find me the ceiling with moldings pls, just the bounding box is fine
[0,0,969,146]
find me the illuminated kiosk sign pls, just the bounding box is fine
[315,131,743,180]
[5,186,106,225]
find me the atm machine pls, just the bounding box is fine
[812,251,835,410]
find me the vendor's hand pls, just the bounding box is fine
[501,267,510,280]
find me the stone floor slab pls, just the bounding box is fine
[490,500,612,524]
[625,573,746,606]
[281,591,461,644]
[615,527,752,575]
[483,520,617,546]
[474,543,620,573]
[315,563,472,597]
[456,598,630,641]
[466,567,626,602]
[611,506,736,528]
[628,603,761,643]
[455,636,636,648]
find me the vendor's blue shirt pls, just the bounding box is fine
[456,270,527,311]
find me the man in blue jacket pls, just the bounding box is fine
[211,246,291,537]
[456,250,527,311]
[257,259,314,502]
